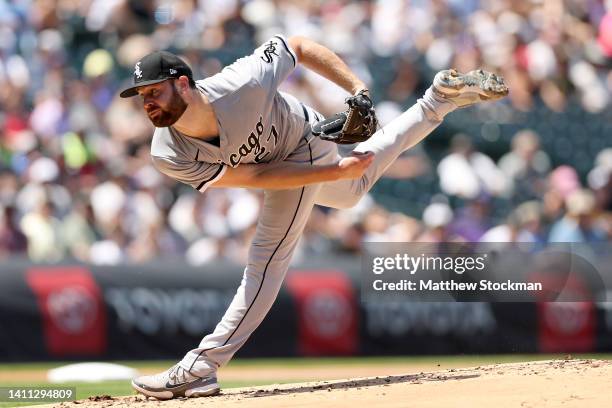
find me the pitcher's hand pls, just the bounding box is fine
[337,151,374,180]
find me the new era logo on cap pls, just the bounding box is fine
[120,51,193,98]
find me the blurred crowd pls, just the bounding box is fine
[0,0,611,265]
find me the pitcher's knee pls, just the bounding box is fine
[339,177,371,208]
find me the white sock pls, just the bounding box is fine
[418,86,457,121]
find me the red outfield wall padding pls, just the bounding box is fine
[25,267,107,356]
[286,270,358,356]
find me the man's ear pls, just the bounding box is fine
[175,76,191,95]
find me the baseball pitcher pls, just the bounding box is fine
[119,35,508,399]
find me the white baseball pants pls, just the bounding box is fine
[180,88,456,376]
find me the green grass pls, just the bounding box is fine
[1,354,610,373]
[0,354,610,407]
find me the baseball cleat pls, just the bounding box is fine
[131,364,220,400]
[433,69,509,108]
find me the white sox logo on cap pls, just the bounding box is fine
[134,62,143,79]
[120,51,193,98]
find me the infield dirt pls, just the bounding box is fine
[48,358,610,408]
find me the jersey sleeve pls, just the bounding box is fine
[202,34,297,100]
[252,34,297,90]
[152,156,226,193]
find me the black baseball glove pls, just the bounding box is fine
[311,90,378,144]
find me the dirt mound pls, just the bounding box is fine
[55,359,611,408]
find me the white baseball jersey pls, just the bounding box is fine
[150,35,319,192]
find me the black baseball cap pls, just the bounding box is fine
[119,51,193,98]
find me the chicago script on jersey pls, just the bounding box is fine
[229,116,279,166]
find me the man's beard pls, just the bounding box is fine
[147,86,188,127]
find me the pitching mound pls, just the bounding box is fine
[56,359,610,408]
